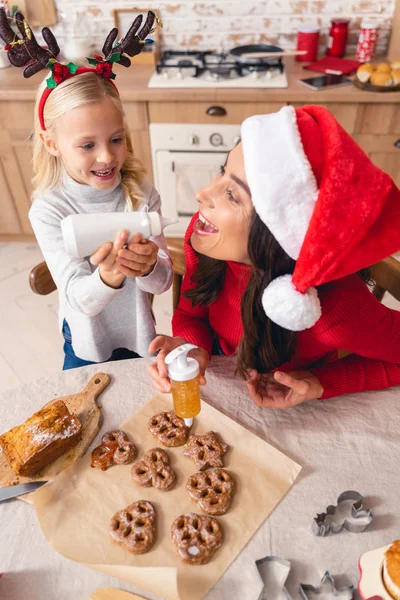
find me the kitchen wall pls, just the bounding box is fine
[52,0,396,56]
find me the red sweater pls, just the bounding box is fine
[172,216,400,400]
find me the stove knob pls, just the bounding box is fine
[210,133,223,147]
[189,134,199,146]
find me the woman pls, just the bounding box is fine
[149,105,400,409]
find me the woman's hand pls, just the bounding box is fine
[116,233,159,278]
[247,369,323,410]
[148,335,210,393]
[90,230,128,289]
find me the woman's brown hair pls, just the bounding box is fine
[185,210,370,377]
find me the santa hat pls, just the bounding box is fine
[241,105,400,331]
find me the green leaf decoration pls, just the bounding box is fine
[67,62,79,74]
[46,76,58,89]
[110,52,121,64]
[87,57,99,66]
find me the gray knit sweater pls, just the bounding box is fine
[29,173,173,362]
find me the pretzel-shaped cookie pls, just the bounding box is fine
[186,469,235,515]
[131,447,176,491]
[148,411,190,447]
[183,431,229,471]
[91,430,137,470]
[109,500,156,555]
[170,513,223,565]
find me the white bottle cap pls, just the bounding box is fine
[148,213,179,237]
[165,344,200,382]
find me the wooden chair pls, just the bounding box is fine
[29,238,186,310]
[166,238,186,310]
[29,261,56,295]
[369,256,400,303]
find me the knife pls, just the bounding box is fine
[0,481,47,502]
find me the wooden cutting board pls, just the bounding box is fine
[89,589,146,600]
[0,372,110,493]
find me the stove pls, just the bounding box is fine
[148,50,288,88]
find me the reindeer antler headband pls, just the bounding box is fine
[0,9,159,130]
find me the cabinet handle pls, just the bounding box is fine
[206,105,227,117]
[394,139,400,149]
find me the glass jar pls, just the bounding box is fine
[296,26,320,62]
[326,19,349,58]
[356,21,379,62]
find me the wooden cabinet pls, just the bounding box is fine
[0,100,153,240]
[0,100,33,238]
[353,104,400,186]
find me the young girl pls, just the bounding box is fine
[149,105,400,409]
[0,10,173,369]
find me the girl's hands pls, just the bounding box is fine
[148,335,210,393]
[90,231,159,288]
[90,230,128,289]
[247,369,323,410]
[116,233,159,277]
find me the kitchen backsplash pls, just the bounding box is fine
[51,0,395,56]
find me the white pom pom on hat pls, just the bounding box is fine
[262,275,321,331]
[241,105,400,332]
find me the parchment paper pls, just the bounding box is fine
[32,394,301,600]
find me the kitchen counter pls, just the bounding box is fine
[1,57,400,103]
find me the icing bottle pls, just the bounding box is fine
[165,344,201,426]
[61,210,178,258]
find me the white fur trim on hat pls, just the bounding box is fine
[262,274,321,331]
[241,106,318,260]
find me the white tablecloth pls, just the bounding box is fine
[0,356,399,600]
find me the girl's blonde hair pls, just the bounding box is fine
[32,72,146,210]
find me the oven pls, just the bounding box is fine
[149,123,241,237]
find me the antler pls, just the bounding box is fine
[102,11,156,68]
[0,9,60,77]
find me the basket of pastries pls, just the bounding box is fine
[354,59,400,92]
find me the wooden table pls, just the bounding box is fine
[1,356,399,599]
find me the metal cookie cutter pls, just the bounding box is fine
[255,556,354,600]
[313,490,373,537]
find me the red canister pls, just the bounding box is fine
[326,19,349,58]
[356,21,379,62]
[296,26,320,62]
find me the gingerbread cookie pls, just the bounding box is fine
[170,513,223,565]
[131,447,176,491]
[148,411,190,447]
[183,431,229,471]
[91,430,137,470]
[91,443,117,471]
[109,500,156,555]
[186,469,235,516]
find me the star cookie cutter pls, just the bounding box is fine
[312,490,373,537]
[255,556,354,600]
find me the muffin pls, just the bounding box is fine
[391,69,400,85]
[391,60,400,71]
[383,541,400,599]
[370,71,393,86]
[376,62,391,73]
[356,62,374,82]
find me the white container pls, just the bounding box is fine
[61,211,178,258]
[62,38,91,63]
